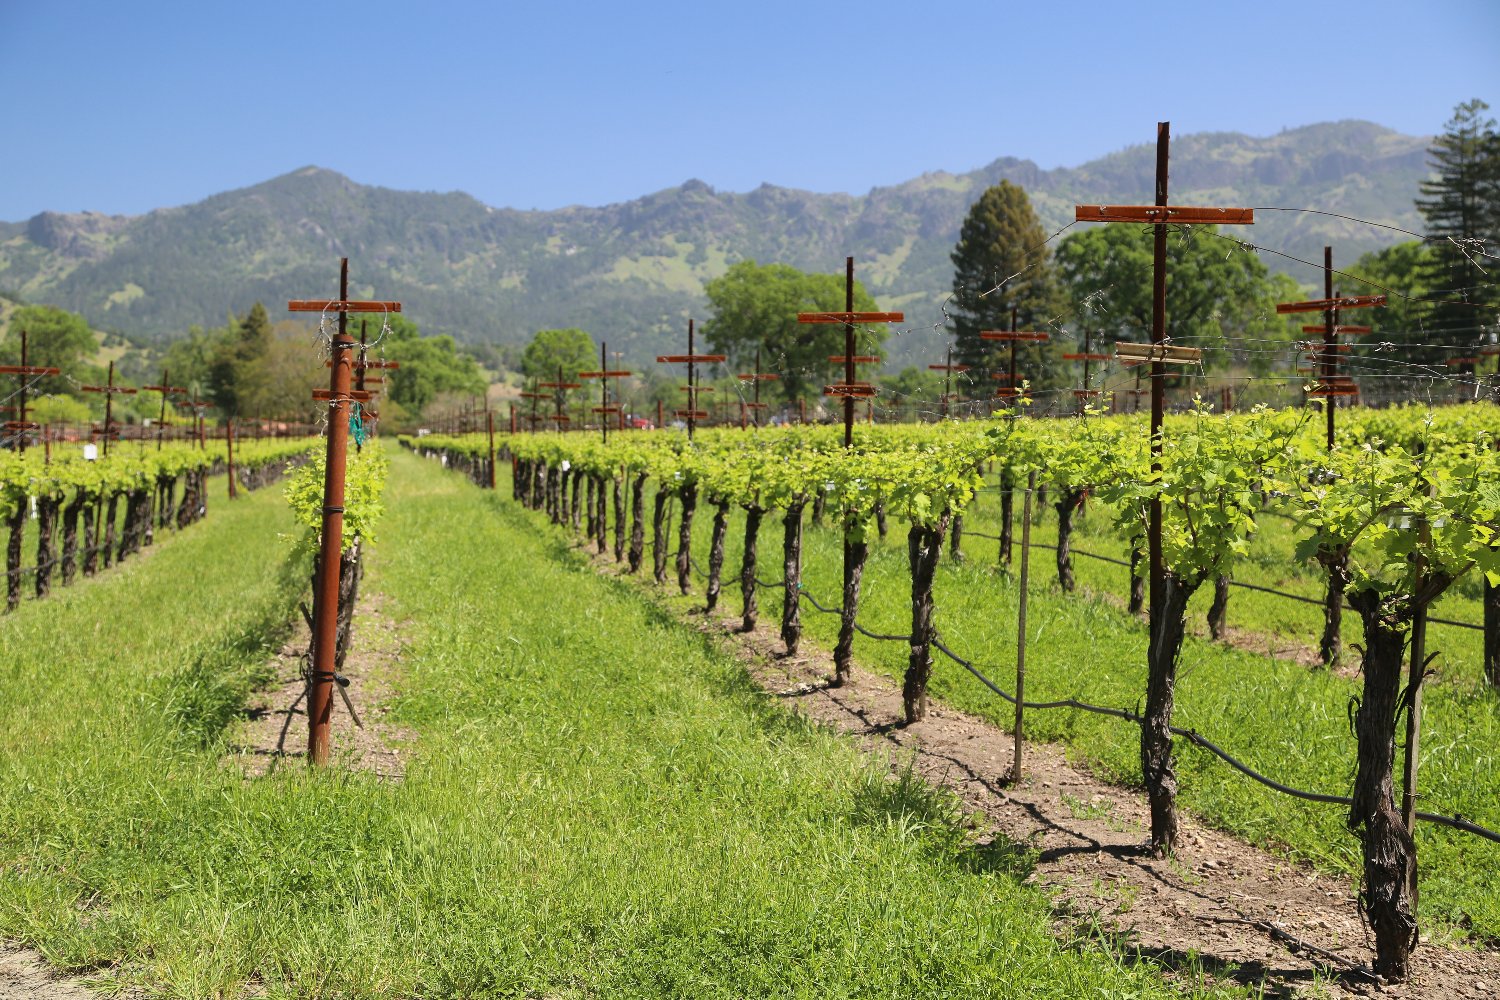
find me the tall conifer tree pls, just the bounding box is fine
[1414,99,1499,363]
[948,182,1062,391]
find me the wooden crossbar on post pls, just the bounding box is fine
[0,330,61,454]
[539,365,583,430]
[656,319,725,440]
[142,370,186,450]
[980,308,1049,403]
[1062,329,1111,412]
[80,361,138,457]
[735,348,779,428]
[929,344,970,418]
[288,259,400,767]
[579,341,632,443]
[798,258,902,448]
[1278,251,1384,447]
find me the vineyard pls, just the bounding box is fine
[3,105,1500,995]
[406,400,1500,984]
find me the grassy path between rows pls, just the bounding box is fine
[0,450,1241,998]
[649,473,1500,943]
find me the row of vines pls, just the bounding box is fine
[405,400,1500,979]
[0,439,317,611]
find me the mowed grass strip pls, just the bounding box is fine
[0,451,1239,998]
[656,477,1500,943]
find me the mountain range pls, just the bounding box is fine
[0,120,1432,368]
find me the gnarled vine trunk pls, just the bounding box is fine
[1141,572,1201,856]
[1054,488,1085,593]
[834,519,869,687]
[584,475,597,540]
[1128,535,1146,615]
[627,474,647,573]
[1207,573,1231,640]
[613,478,625,562]
[82,501,99,576]
[60,495,82,586]
[948,513,963,562]
[740,505,763,632]
[1319,550,1348,668]
[1346,586,1422,982]
[676,483,697,595]
[705,499,729,612]
[780,500,806,655]
[999,468,1015,565]
[902,515,948,724]
[5,505,23,611]
[34,497,58,599]
[103,493,119,567]
[1484,578,1499,688]
[651,489,670,584]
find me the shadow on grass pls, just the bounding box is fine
[159,548,310,747]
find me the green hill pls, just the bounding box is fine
[0,121,1430,369]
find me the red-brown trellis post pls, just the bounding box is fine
[80,362,138,458]
[519,381,548,432]
[928,345,969,419]
[797,258,903,686]
[1077,121,1254,856]
[288,258,400,767]
[737,347,779,428]
[0,330,60,454]
[539,365,582,432]
[980,308,1049,407]
[175,399,211,450]
[797,257,902,448]
[656,319,725,442]
[142,370,186,450]
[1063,329,1110,413]
[1276,248,1384,448]
[580,341,631,445]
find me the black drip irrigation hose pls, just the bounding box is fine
[927,633,1500,845]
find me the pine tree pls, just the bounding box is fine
[948,182,1063,393]
[1414,99,1499,363]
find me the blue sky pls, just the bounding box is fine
[1,0,1496,221]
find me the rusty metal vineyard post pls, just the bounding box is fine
[288,258,400,767]
[736,347,779,429]
[539,366,581,432]
[656,320,724,442]
[796,257,901,448]
[142,370,186,450]
[797,258,903,683]
[1075,121,1254,855]
[80,362,138,458]
[0,330,61,453]
[1063,329,1109,413]
[929,345,969,419]
[980,308,1048,406]
[580,341,631,445]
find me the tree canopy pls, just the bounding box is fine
[0,304,100,398]
[948,182,1064,387]
[702,260,886,403]
[1055,224,1284,372]
[1414,99,1499,359]
[520,328,597,386]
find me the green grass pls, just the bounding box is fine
[0,451,1251,997]
[650,475,1500,944]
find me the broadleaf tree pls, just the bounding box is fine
[702,260,887,404]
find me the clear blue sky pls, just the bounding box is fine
[2,0,1496,222]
